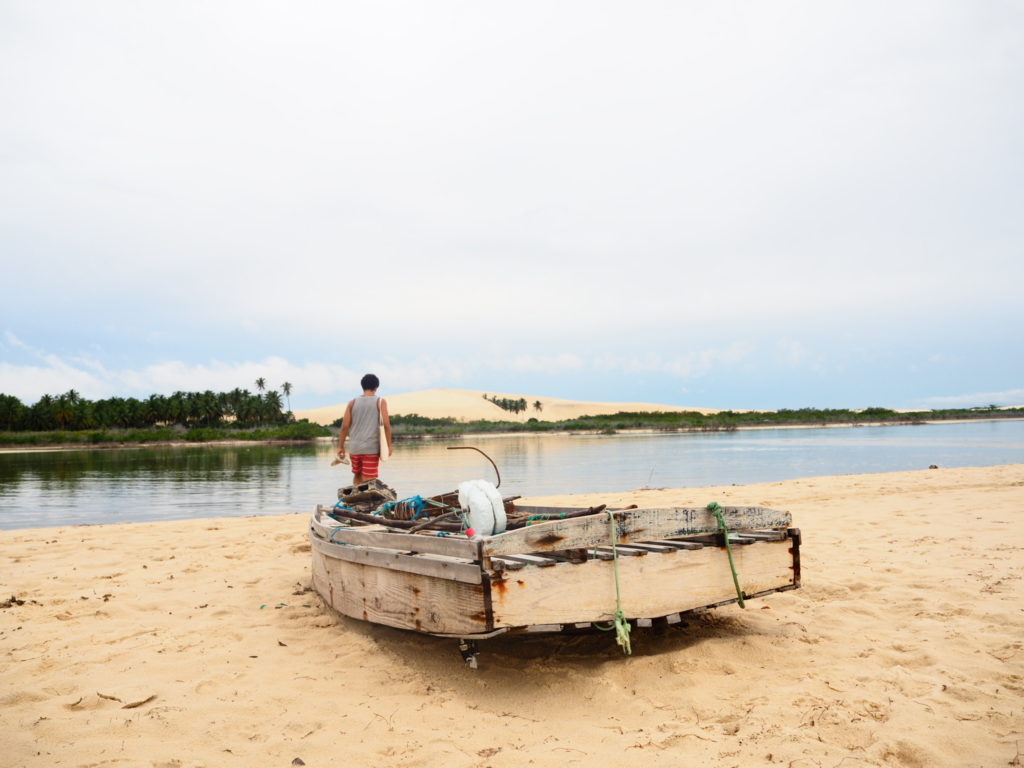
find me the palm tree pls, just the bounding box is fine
[533,400,543,415]
[54,393,74,429]
[264,390,284,423]
[199,390,222,426]
[281,382,293,413]
[255,377,267,395]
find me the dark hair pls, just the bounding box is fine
[360,373,380,391]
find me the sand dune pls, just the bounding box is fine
[297,387,717,425]
[3,464,1023,767]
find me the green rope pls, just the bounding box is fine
[707,501,745,609]
[525,512,568,525]
[593,510,631,655]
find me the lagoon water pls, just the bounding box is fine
[2,419,1023,530]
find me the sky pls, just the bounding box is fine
[1,1,1022,412]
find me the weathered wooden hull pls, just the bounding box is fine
[310,504,800,638]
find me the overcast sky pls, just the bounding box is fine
[2,1,1022,411]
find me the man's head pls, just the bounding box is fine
[361,373,380,392]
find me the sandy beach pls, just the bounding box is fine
[3,464,1023,767]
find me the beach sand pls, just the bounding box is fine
[296,387,718,426]
[3,464,1023,767]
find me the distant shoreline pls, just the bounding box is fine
[2,415,1020,455]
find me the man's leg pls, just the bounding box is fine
[350,455,367,485]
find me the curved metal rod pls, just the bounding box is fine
[446,445,501,488]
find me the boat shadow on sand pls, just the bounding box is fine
[326,606,759,674]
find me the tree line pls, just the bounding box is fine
[0,380,295,432]
[483,393,543,416]
[388,404,1024,437]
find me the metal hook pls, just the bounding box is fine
[446,445,501,488]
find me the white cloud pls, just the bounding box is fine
[590,343,753,380]
[0,339,756,405]
[486,353,586,375]
[1,2,1022,409]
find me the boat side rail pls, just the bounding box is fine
[481,505,792,557]
[313,504,793,564]
[313,505,481,560]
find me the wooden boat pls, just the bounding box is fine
[310,482,801,665]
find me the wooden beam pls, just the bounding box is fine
[623,542,678,554]
[310,536,482,585]
[489,557,527,571]
[482,506,791,557]
[499,553,562,568]
[646,539,706,550]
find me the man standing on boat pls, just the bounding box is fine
[336,374,392,484]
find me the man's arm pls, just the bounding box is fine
[337,400,354,456]
[380,398,392,456]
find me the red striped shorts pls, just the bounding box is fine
[349,454,380,479]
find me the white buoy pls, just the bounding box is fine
[457,479,506,536]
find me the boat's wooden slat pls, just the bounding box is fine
[727,535,756,546]
[592,546,644,557]
[735,531,788,542]
[312,506,480,560]
[626,542,678,553]
[482,506,791,557]
[510,505,598,515]
[310,536,482,585]
[647,539,706,550]
[499,554,562,568]
[490,539,795,628]
[676,534,720,546]
[489,557,527,572]
[311,544,488,635]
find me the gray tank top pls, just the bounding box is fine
[348,396,381,455]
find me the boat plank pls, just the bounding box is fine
[312,507,480,560]
[490,539,795,628]
[624,542,678,553]
[310,536,482,585]
[311,547,488,635]
[482,506,791,556]
[646,539,706,550]
[500,554,562,568]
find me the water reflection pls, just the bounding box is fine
[2,419,1023,530]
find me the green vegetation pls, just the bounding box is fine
[5,389,1022,449]
[385,405,1024,438]
[482,393,529,416]
[0,386,331,446]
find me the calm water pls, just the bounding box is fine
[2,420,1023,530]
